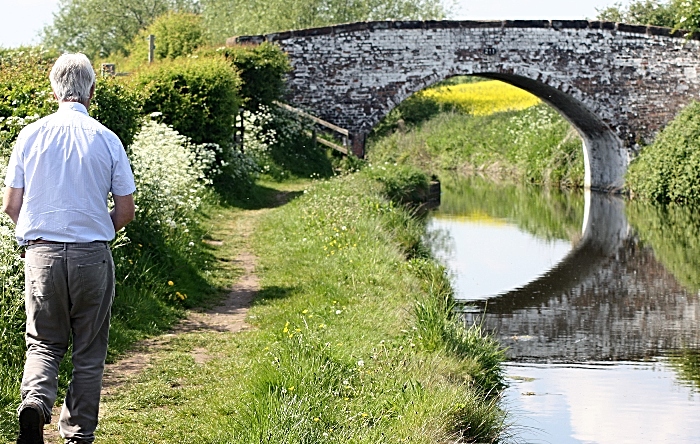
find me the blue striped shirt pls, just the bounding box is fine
[4,102,136,245]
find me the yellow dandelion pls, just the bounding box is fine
[167,280,174,286]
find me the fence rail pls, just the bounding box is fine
[274,101,350,155]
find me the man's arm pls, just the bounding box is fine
[2,187,23,224]
[110,194,135,232]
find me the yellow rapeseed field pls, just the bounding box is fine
[422,80,541,115]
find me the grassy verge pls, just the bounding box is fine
[94,168,507,443]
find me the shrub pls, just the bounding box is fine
[91,77,142,149]
[127,12,206,64]
[128,119,217,234]
[0,47,143,153]
[627,101,700,203]
[212,42,291,111]
[132,56,242,147]
[240,105,333,180]
[0,48,56,156]
[362,162,430,205]
[370,93,444,138]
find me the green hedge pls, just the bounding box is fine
[0,48,142,154]
[132,56,242,146]
[211,42,290,111]
[91,77,142,149]
[0,48,56,156]
[627,101,700,203]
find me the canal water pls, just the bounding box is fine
[426,176,700,444]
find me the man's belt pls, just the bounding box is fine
[27,240,62,245]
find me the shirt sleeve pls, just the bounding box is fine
[109,137,136,196]
[4,136,25,188]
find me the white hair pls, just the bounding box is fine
[49,53,96,103]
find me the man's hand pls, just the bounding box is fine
[110,194,135,232]
[2,187,23,224]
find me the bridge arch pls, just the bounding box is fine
[234,20,700,191]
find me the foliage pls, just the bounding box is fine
[596,0,679,27]
[676,0,700,33]
[0,182,26,435]
[42,0,200,59]
[201,0,446,44]
[0,48,142,155]
[90,77,143,149]
[212,43,291,112]
[626,101,700,203]
[362,163,430,207]
[369,102,584,189]
[128,120,217,236]
[127,12,206,64]
[0,48,56,156]
[241,105,334,180]
[371,93,445,138]
[593,0,700,33]
[131,56,242,147]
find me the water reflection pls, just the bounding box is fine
[477,191,700,362]
[427,176,700,443]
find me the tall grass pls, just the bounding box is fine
[369,80,584,188]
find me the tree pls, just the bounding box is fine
[42,0,200,59]
[201,0,446,44]
[127,12,205,64]
[596,0,679,27]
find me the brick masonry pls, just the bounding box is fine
[234,20,700,191]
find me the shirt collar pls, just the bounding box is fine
[58,101,89,115]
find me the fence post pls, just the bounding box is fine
[351,133,366,158]
[148,35,156,64]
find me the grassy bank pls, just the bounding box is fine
[94,169,507,443]
[369,80,584,188]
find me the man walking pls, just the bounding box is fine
[2,53,136,444]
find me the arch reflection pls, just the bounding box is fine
[470,191,700,362]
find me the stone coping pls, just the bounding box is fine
[230,20,694,46]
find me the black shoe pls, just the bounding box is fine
[16,404,44,444]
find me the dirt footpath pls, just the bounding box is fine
[42,207,264,444]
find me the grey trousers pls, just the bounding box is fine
[19,242,114,443]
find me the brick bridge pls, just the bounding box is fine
[234,20,700,191]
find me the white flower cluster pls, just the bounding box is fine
[129,120,213,229]
[239,105,311,173]
[0,114,42,156]
[0,158,24,297]
[240,106,278,156]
